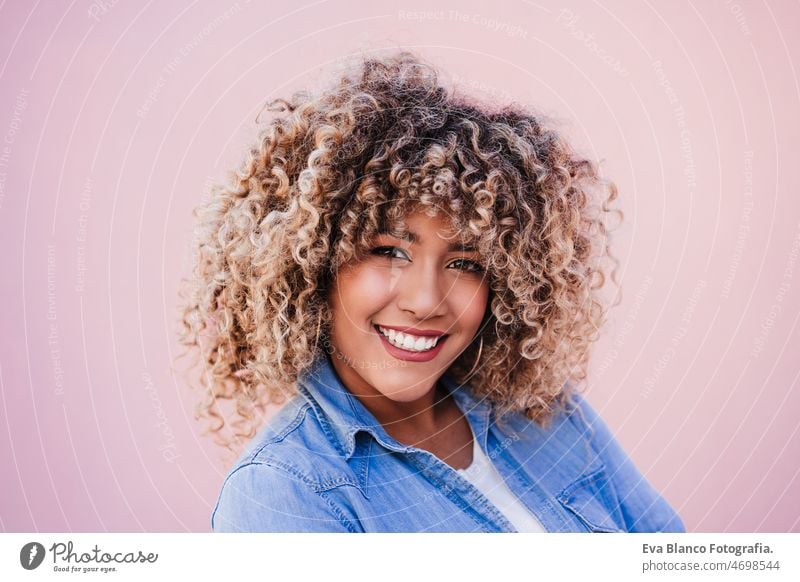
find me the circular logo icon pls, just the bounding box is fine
[20,542,46,570]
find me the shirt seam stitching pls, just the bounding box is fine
[248,403,312,463]
[214,460,358,532]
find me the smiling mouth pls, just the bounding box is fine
[374,325,448,353]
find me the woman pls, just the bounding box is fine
[180,52,685,532]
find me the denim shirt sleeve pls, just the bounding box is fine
[212,462,358,532]
[569,395,686,533]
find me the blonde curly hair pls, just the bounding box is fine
[179,52,620,450]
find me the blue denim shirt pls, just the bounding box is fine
[212,354,685,532]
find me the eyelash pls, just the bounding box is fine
[370,246,485,273]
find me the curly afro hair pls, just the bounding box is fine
[179,52,620,449]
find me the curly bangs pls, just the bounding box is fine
[179,51,619,448]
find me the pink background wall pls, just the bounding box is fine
[1,0,798,532]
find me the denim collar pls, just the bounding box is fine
[295,353,494,460]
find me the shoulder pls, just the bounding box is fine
[560,393,686,532]
[211,461,359,532]
[211,396,362,532]
[492,392,599,468]
[500,391,633,458]
[229,395,361,488]
[231,395,326,469]
[495,392,684,532]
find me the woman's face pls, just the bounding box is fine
[327,208,490,403]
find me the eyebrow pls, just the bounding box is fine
[376,229,478,252]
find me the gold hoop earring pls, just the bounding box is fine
[464,336,484,380]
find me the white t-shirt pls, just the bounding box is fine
[457,431,546,532]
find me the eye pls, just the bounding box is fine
[448,258,485,273]
[370,246,410,261]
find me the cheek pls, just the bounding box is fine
[330,266,394,321]
[450,281,490,329]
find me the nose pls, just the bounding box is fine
[394,261,448,319]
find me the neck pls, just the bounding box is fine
[367,382,450,436]
[327,355,452,444]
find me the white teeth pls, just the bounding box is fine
[377,326,441,352]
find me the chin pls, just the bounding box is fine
[366,374,430,402]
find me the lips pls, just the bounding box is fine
[373,324,450,362]
[375,325,446,352]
